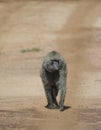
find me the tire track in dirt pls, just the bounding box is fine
[66,1,98,28]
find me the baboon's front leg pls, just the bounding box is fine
[59,87,66,111]
[58,63,67,111]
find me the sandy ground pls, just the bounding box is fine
[0,0,101,130]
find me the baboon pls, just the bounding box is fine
[40,51,67,111]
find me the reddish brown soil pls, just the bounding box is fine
[0,0,101,130]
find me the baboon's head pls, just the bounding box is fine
[46,60,59,73]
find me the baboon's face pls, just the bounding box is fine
[48,60,59,73]
[51,60,59,71]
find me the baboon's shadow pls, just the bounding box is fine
[63,106,71,111]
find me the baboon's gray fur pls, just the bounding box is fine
[40,51,67,111]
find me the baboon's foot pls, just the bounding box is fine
[54,104,60,109]
[46,103,59,109]
[60,105,64,111]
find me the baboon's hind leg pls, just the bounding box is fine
[51,87,59,109]
[44,86,58,109]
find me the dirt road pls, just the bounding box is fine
[0,0,101,130]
